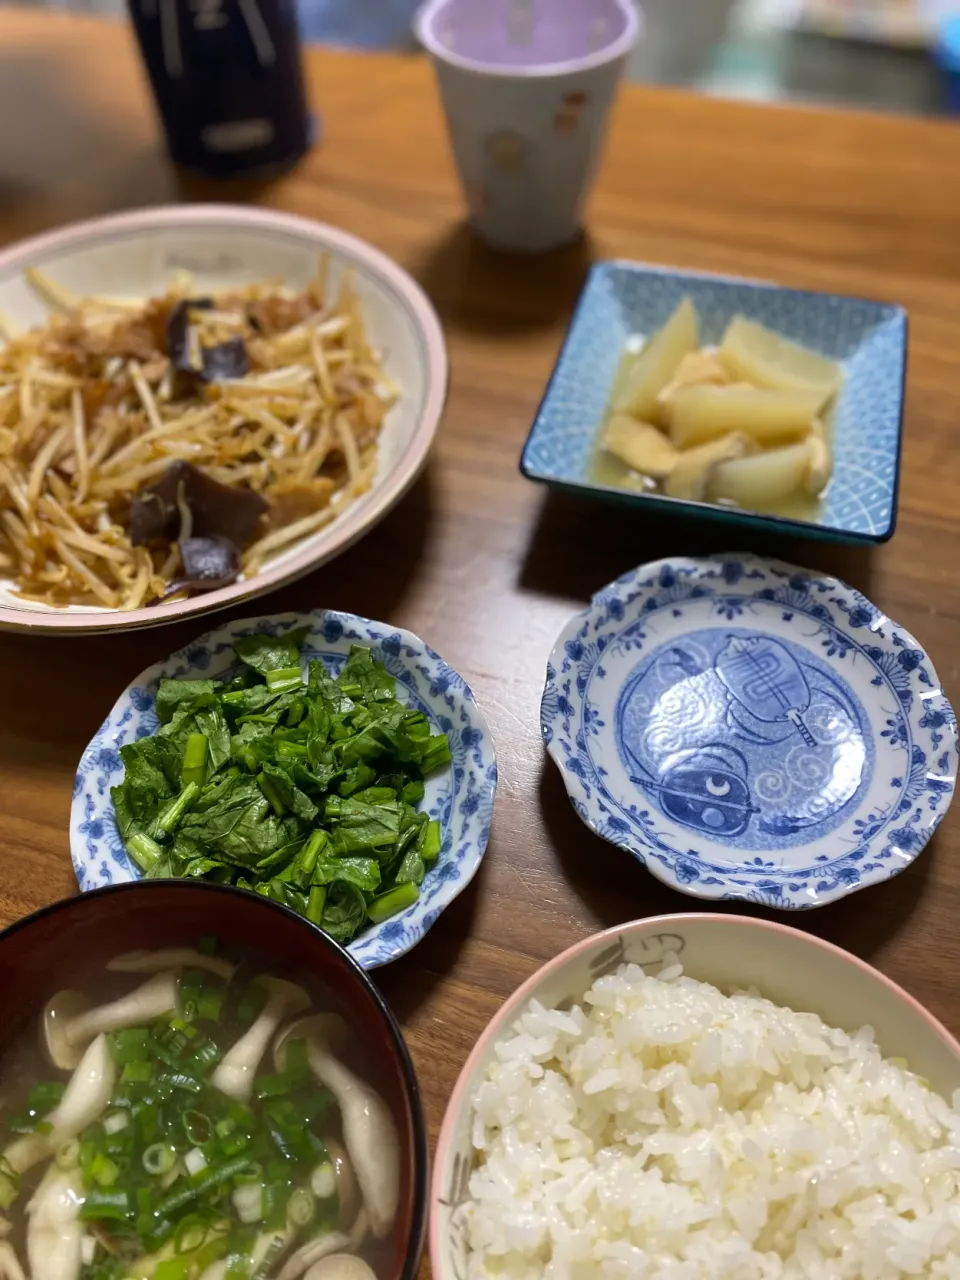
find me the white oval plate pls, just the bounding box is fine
[0,206,447,634]
[542,554,957,908]
[71,610,497,968]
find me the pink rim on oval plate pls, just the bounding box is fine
[0,205,448,635]
[429,912,960,1278]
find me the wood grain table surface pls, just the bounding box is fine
[2,8,960,1265]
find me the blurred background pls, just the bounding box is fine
[15,0,960,116]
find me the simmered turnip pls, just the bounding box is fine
[602,416,678,479]
[708,441,812,508]
[718,316,841,407]
[656,349,728,417]
[612,298,699,421]
[667,384,824,449]
[805,418,833,496]
[663,433,754,502]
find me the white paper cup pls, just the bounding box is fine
[415,0,641,253]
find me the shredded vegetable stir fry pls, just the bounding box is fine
[0,944,396,1280]
[0,264,396,609]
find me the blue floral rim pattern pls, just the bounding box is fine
[71,610,497,969]
[541,555,956,909]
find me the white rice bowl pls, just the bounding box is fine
[458,957,960,1279]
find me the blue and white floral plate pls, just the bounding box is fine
[71,610,497,968]
[542,555,957,908]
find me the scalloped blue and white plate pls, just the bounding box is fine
[542,555,957,909]
[72,610,497,968]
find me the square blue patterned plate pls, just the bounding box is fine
[521,262,907,543]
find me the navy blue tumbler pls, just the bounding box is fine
[129,0,314,178]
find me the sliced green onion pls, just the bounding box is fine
[55,1138,80,1171]
[111,1028,150,1064]
[157,1071,202,1094]
[219,1131,251,1158]
[143,1143,177,1176]
[78,1189,131,1222]
[155,1156,254,1219]
[254,1072,294,1100]
[182,734,208,788]
[179,972,226,1027]
[121,1060,153,1085]
[154,1259,190,1280]
[90,1153,120,1187]
[184,1148,207,1177]
[232,1161,263,1188]
[173,1215,209,1255]
[182,1110,213,1147]
[191,1038,222,1073]
[232,1183,264,1225]
[103,1111,130,1135]
[286,1188,314,1228]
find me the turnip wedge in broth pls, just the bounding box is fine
[109,632,452,943]
[0,942,398,1280]
[0,263,395,609]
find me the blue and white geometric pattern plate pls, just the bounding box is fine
[542,555,956,909]
[71,610,497,968]
[521,262,907,544]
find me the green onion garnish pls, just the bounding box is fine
[142,1143,177,1176]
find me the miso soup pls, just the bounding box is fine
[0,940,398,1280]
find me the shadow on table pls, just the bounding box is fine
[539,757,930,965]
[415,223,595,338]
[519,487,878,605]
[268,462,437,620]
[373,850,487,1023]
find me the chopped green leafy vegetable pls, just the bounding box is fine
[112,636,451,943]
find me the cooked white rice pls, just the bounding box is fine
[460,958,960,1279]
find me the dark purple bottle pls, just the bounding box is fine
[129,0,314,178]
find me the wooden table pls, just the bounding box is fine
[2,7,960,1263]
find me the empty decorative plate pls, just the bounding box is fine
[72,610,497,968]
[520,262,907,543]
[542,555,956,908]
